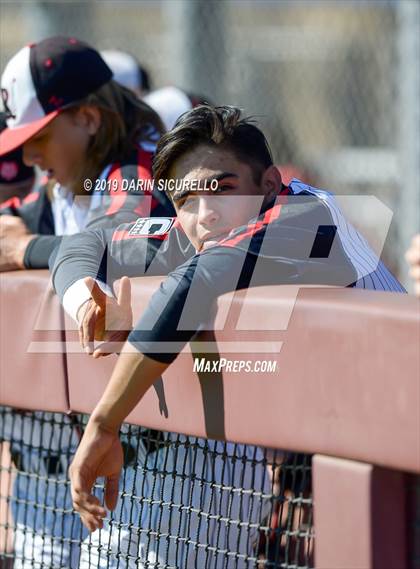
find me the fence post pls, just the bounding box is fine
[313,454,406,569]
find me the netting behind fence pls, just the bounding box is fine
[0,407,313,568]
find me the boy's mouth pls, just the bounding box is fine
[198,231,230,251]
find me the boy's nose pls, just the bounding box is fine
[197,197,220,226]
[22,142,43,168]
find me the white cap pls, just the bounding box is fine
[101,49,143,93]
[144,87,192,132]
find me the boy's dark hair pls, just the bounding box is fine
[152,105,273,188]
[65,81,164,194]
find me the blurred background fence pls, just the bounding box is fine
[0,0,419,287]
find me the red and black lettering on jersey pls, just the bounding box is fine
[112,217,176,242]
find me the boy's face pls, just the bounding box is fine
[168,144,278,251]
[22,110,93,189]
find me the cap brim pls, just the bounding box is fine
[0,111,60,156]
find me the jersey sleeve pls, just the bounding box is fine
[127,198,358,364]
[50,220,192,301]
[24,235,63,269]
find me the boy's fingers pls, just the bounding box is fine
[117,276,131,310]
[84,277,107,311]
[92,338,126,358]
[92,347,111,359]
[81,308,98,354]
[79,302,95,350]
[78,300,93,349]
[105,474,120,511]
[72,492,105,517]
[80,512,104,533]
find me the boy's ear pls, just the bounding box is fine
[261,165,282,199]
[74,106,101,136]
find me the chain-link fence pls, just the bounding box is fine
[1,0,419,283]
[0,406,314,568]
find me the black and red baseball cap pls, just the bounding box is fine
[0,36,113,156]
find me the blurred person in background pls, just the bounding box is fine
[0,115,37,273]
[0,112,38,273]
[0,35,171,569]
[144,85,212,131]
[101,48,151,98]
[0,114,35,204]
[0,36,172,274]
[100,51,213,134]
[406,234,420,296]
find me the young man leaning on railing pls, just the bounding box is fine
[50,104,405,567]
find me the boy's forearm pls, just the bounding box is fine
[90,344,169,432]
[24,235,62,269]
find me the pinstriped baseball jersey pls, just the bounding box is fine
[52,181,404,365]
[289,180,405,292]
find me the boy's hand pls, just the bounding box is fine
[70,420,123,532]
[0,215,35,271]
[78,276,133,357]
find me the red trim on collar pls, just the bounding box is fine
[218,201,283,249]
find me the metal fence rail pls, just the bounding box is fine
[0,407,314,568]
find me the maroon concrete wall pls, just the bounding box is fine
[1,272,418,474]
[0,271,68,412]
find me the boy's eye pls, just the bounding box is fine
[176,194,194,209]
[213,182,236,193]
[182,198,196,210]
